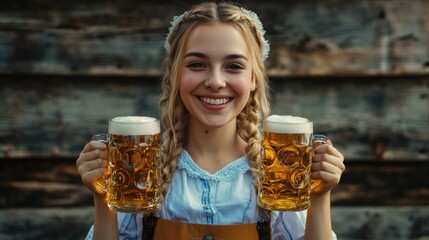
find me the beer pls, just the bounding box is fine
[94,116,161,213]
[257,115,326,211]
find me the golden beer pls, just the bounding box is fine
[257,115,324,211]
[95,116,161,213]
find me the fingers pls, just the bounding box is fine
[313,143,345,172]
[76,141,109,191]
[76,141,107,166]
[82,140,107,153]
[310,170,342,190]
[77,158,108,176]
[311,160,343,176]
[80,167,108,187]
[311,142,345,194]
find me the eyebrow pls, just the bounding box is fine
[184,52,248,61]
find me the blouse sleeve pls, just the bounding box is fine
[117,212,140,240]
[271,210,337,240]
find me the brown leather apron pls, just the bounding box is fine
[142,214,271,240]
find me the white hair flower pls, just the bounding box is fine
[164,11,187,52]
[240,8,270,61]
[164,7,270,61]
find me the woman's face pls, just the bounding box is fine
[179,23,255,130]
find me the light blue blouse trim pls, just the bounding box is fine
[200,178,216,224]
[177,150,250,181]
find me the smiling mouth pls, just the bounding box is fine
[199,97,232,105]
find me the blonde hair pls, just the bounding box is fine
[159,2,270,199]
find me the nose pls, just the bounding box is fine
[204,68,226,89]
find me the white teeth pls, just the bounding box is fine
[200,97,230,105]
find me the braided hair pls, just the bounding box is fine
[159,2,270,199]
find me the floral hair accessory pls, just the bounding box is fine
[240,8,270,61]
[164,7,270,61]
[164,11,187,52]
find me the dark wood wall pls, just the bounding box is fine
[0,0,428,160]
[1,0,429,76]
[0,0,428,239]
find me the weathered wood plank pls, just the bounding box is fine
[1,158,428,239]
[269,76,429,161]
[264,0,429,76]
[0,158,91,208]
[1,158,428,208]
[1,74,427,160]
[0,207,94,240]
[0,0,428,76]
[332,206,429,240]
[0,75,161,158]
[331,161,429,206]
[0,155,427,238]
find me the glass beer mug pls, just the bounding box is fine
[257,115,328,211]
[92,116,161,213]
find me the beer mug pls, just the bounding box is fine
[92,116,161,213]
[257,115,328,211]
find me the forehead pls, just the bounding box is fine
[184,23,249,57]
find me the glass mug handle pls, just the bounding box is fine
[91,134,110,193]
[311,134,329,191]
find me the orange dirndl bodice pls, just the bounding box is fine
[142,214,271,240]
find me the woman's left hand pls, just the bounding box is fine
[311,140,345,195]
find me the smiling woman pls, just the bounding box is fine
[179,23,254,130]
[1,0,428,239]
[75,2,345,240]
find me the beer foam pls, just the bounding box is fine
[109,116,160,135]
[263,115,313,134]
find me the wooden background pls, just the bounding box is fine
[0,0,428,239]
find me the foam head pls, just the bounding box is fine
[108,116,160,135]
[263,115,313,134]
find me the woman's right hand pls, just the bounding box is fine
[77,141,119,240]
[76,141,109,195]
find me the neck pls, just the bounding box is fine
[186,119,246,173]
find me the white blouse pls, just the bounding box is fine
[85,150,337,240]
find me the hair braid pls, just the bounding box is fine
[159,81,188,199]
[159,1,271,201]
[158,50,189,199]
[238,92,263,186]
